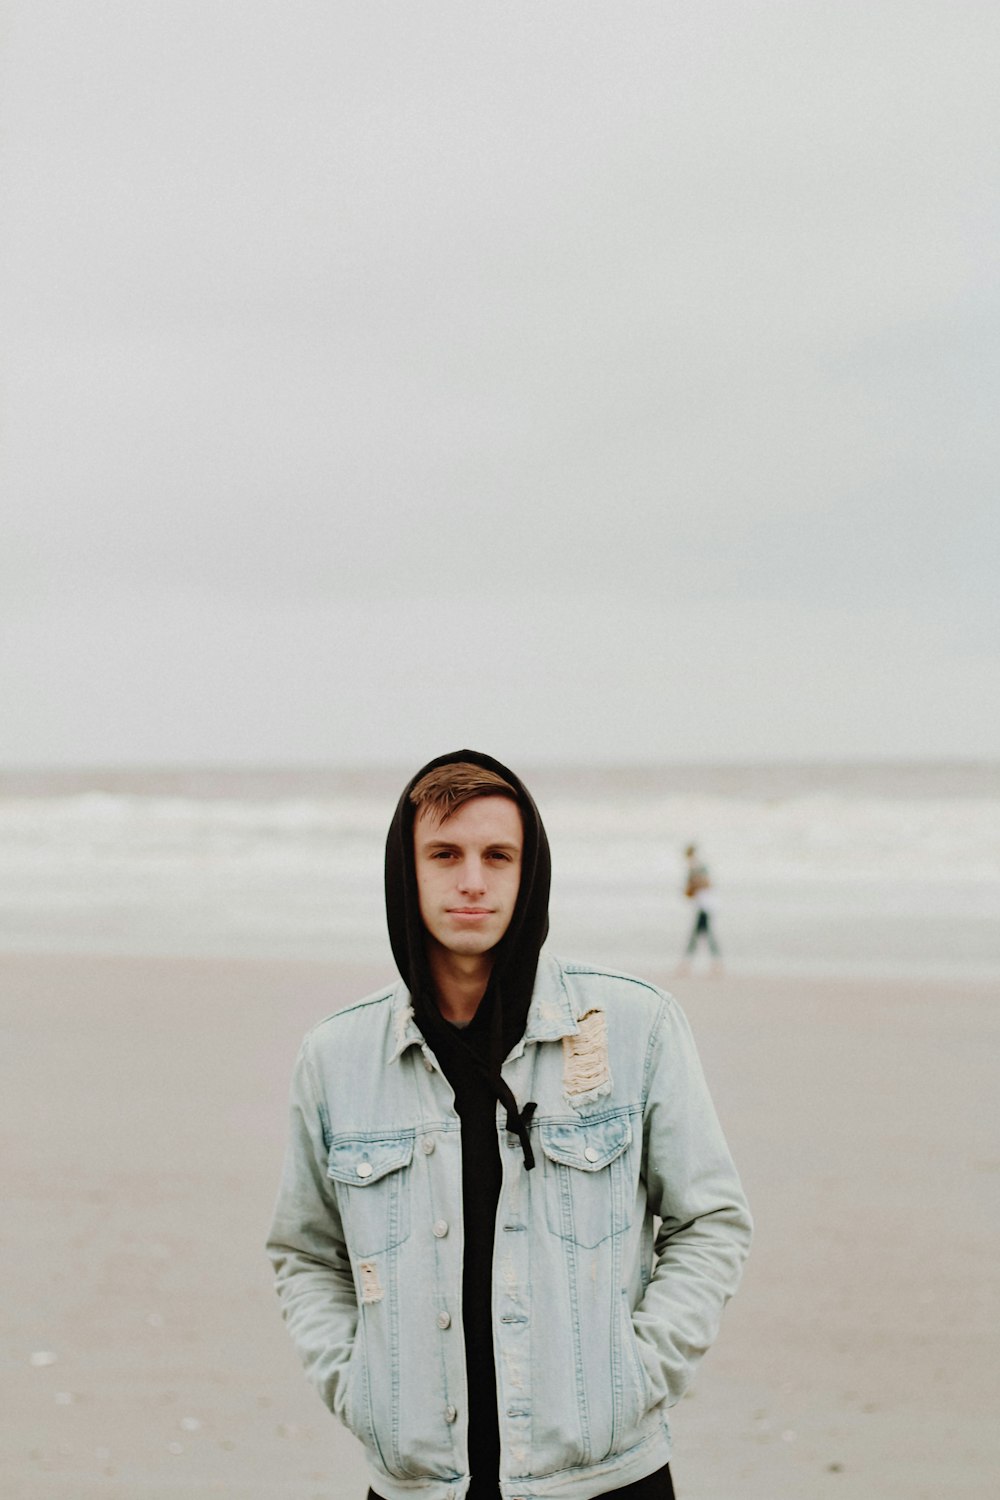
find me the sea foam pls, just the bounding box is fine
[1,767,997,978]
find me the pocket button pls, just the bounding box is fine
[356,1162,373,1179]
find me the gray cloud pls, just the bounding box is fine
[3,2,998,761]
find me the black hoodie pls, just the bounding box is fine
[383,750,551,1497]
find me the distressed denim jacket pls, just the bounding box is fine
[267,953,752,1500]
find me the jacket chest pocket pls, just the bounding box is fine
[327,1134,414,1256]
[538,1113,633,1249]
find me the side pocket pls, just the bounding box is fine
[620,1291,654,1425]
[343,1316,390,1472]
[341,1327,363,1437]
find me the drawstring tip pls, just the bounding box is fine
[509,1100,537,1171]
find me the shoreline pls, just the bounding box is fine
[1,944,996,987]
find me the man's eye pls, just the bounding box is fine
[487,851,511,861]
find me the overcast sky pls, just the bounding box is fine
[2,2,998,767]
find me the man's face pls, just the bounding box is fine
[413,795,524,962]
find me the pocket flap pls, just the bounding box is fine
[539,1114,632,1172]
[327,1134,414,1186]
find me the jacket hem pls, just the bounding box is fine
[364,1423,672,1500]
[501,1423,672,1499]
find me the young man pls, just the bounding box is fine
[267,751,751,1500]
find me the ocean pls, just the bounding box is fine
[1,763,997,980]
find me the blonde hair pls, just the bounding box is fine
[409,762,518,825]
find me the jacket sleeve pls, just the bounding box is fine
[631,994,752,1408]
[266,1035,359,1419]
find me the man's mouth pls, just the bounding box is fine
[448,907,493,916]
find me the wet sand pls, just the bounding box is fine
[2,954,997,1499]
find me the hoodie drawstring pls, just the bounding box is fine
[500,1091,537,1171]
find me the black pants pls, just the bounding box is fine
[369,1462,675,1499]
[685,909,720,957]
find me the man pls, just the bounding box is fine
[678,844,722,976]
[267,750,751,1500]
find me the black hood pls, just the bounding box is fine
[384,748,551,1166]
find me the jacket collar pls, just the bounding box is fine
[389,950,582,1064]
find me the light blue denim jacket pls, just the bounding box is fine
[267,953,752,1500]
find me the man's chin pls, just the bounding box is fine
[430,930,500,961]
[447,936,495,957]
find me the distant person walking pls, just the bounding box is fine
[678,844,722,974]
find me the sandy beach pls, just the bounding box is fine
[2,953,997,1500]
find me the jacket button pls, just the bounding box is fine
[356,1162,374,1178]
[421,1136,436,1155]
[437,1310,451,1329]
[444,1403,458,1423]
[432,1219,449,1238]
[584,1146,600,1163]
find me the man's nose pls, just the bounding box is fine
[457,858,487,894]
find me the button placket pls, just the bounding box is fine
[497,1126,533,1473]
